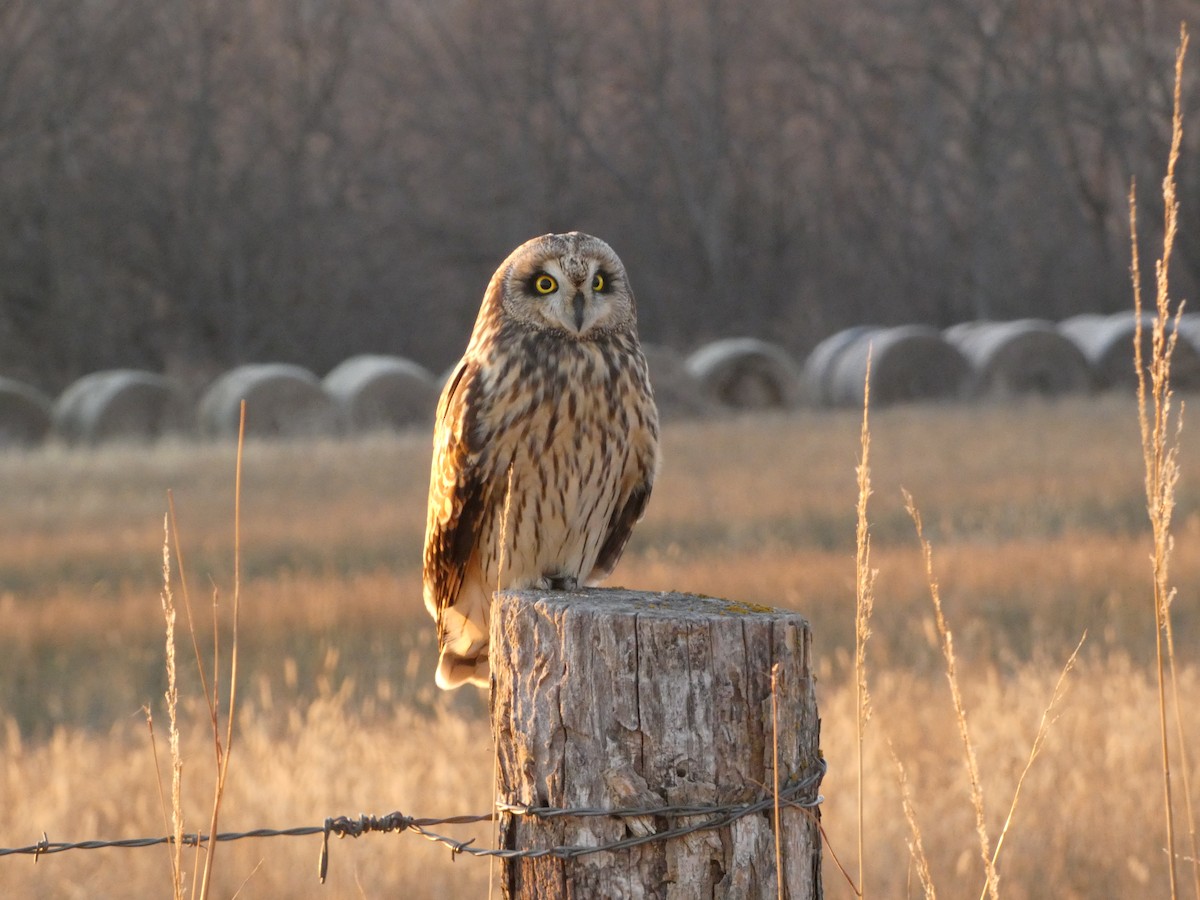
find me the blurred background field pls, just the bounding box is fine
[2,395,1198,897]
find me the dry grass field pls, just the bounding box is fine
[2,395,1199,897]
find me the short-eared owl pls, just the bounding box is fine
[423,232,660,689]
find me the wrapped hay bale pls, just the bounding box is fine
[684,338,802,410]
[829,325,971,407]
[1056,315,1124,388]
[53,369,183,444]
[323,354,439,432]
[1169,312,1200,358]
[0,377,52,446]
[1059,313,1200,390]
[802,325,878,406]
[640,344,712,420]
[1139,313,1200,389]
[198,363,341,439]
[944,319,1093,397]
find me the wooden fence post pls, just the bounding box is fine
[490,588,823,899]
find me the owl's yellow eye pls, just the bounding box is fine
[534,274,557,295]
[592,272,605,292]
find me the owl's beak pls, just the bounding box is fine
[571,291,587,331]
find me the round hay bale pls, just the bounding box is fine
[944,319,1093,397]
[684,338,802,410]
[53,370,184,444]
[1057,315,1124,388]
[640,344,711,420]
[829,325,971,407]
[323,354,439,432]
[1059,313,1200,390]
[802,326,879,406]
[0,377,52,446]
[1170,312,1200,357]
[198,364,341,439]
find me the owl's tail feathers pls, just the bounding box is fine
[436,647,490,690]
[435,602,490,690]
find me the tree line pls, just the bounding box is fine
[0,0,1195,391]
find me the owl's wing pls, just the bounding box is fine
[590,467,654,583]
[423,360,491,624]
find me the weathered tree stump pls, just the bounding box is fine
[491,588,823,899]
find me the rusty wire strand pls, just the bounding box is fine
[2,760,824,881]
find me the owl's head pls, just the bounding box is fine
[489,232,637,339]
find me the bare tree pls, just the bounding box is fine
[0,0,1195,389]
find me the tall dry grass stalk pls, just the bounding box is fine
[904,491,998,900]
[161,513,185,898]
[887,738,935,900]
[1131,24,1197,900]
[195,401,247,899]
[146,510,186,900]
[167,489,208,899]
[854,350,877,898]
[980,632,1085,900]
[146,407,248,899]
[854,348,1079,900]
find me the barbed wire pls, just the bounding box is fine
[0,759,824,882]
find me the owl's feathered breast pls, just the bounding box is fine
[423,323,658,625]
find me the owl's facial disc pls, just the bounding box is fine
[528,259,615,337]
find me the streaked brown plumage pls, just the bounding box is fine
[423,232,659,689]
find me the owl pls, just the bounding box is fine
[423,232,660,689]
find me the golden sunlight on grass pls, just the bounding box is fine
[3,650,1197,897]
[819,656,1200,899]
[1,393,1198,896]
[2,692,495,898]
